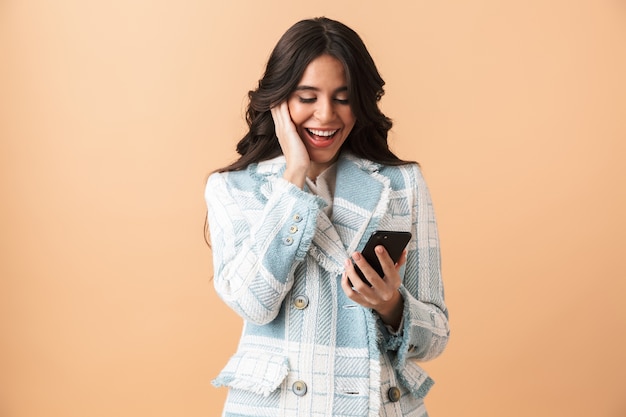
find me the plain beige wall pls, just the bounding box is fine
[1,1,625,416]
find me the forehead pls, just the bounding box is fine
[298,54,347,87]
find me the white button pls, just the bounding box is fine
[284,237,293,245]
[289,225,298,234]
[293,295,309,310]
[292,380,307,396]
[293,214,302,222]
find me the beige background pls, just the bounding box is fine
[1,0,625,416]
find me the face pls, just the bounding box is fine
[287,54,356,179]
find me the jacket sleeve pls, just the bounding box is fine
[205,171,322,325]
[382,165,450,366]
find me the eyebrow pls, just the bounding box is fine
[295,85,348,93]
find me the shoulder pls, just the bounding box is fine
[207,155,287,191]
[339,152,424,190]
[342,152,420,176]
[379,162,424,191]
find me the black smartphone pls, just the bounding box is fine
[354,230,412,286]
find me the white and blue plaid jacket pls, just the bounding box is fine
[206,152,449,417]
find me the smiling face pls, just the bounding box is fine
[287,54,356,180]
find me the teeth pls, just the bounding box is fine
[308,128,338,137]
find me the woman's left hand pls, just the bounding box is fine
[341,246,407,330]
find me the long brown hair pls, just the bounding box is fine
[206,18,415,248]
[216,17,412,173]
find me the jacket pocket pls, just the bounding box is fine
[396,358,435,400]
[212,350,290,397]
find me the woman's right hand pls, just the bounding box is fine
[271,102,310,188]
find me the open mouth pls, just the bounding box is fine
[306,128,338,140]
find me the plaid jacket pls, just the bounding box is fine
[206,152,449,417]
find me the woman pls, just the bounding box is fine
[205,17,449,417]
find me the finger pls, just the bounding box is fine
[342,264,381,311]
[395,249,407,269]
[341,261,363,297]
[340,270,358,297]
[278,101,291,120]
[374,246,402,290]
[343,258,375,296]
[270,105,282,130]
[343,259,400,311]
[278,101,292,121]
[271,103,294,147]
[350,251,382,288]
[374,245,396,278]
[270,102,286,128]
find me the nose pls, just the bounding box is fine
[314,98,335,123]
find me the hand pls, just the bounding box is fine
[271,102,309,188]
[341,246,408,330]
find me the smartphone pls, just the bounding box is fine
[354,230,412,286]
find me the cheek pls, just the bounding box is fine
[287,101,307,126]
[340,109,356,129]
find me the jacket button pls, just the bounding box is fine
[388,386,401,402]
[292,380,307,396]
[284,237,293,245]
[293,214,302,222]
[289,225,298,234]
[293,295,309,310]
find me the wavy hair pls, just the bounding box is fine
[217,17,412,172]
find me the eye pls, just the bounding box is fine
[334,98,350,105]
[298,96,316,104]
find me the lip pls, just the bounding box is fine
[303,127,341,148]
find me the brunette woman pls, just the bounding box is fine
[205,17,449,417]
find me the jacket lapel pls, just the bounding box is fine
[309,153,390,274]
[253,153,391,275]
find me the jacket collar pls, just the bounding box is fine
[254,152,390,274]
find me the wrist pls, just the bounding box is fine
[283,167,307,189]
[375,290,404,330]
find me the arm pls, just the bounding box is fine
[341,165,449,361]
[391,165,449,363]
[206,171,322,325]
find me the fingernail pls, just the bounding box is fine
[352,252,361,261]
[376,245,384,253]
